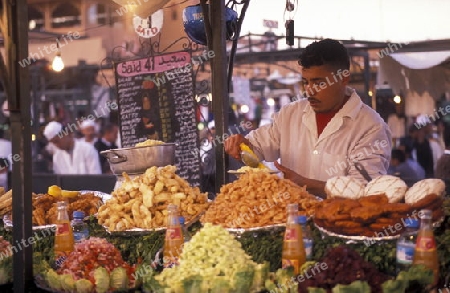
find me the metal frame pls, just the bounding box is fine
[0,0,33,291]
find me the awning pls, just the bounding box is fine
[390,51,450,69]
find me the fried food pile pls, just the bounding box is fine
[0,189,12,217]
[97,165,209,231]
[135,139,165,147]
[314,193,444,237]
[33,192,103,226]
[202,172,320,229]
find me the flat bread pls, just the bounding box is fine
[325,176,365,200]
[364,175,407,203]
[405,179,445,204]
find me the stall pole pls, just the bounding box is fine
[1,0,33,291]
[209,0,229,190]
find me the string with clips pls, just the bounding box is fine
[284,0,298,46]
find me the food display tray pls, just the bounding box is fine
[3,191,111,231]
[313,215,445,242]
[102,211,204,236]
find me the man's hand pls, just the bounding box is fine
[224,134,252,161]
[274,161,304,186]
[275,161,326,198]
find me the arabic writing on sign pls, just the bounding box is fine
[117,52,191,77]
[114,51,201,186]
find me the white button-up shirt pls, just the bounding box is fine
[247,87,392,184]
[53,140,102,175]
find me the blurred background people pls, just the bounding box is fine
[79,120,98,145]
[435,124,450,194]
[388,148,425,186]
[387,103,406,148]
[200,121,216,197]
[43,121,101,174]
[94,123,119,174]
[0,127,11,190]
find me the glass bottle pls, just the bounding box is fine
[71,211,89,243]
[282,204,306,275]
[54,201,74,269]
[298,215,313,261]
[413,209,439,287]
[163,204,184,268]
[396,218,419,274]
[179,216,191,243]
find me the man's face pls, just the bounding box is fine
[81,126,96,140]
[301,65,349,113]
[105,126,119,143]
[51,134,73,151]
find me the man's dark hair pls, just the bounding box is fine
[392,149,406,163]
[298,39,350,70]
[102,123,118,136]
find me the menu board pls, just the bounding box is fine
[114,51,200,186]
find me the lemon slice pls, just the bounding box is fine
[47,185,62,197]
[61,190,79,198]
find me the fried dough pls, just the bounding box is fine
[350,206,384,222]
[358,194,389,207]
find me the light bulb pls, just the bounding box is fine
[267,98,275,106]
[52,53,64,72]
[240,104,249,113]
[393,95,401,104]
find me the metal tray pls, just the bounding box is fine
[102,211,204,236]
[313,215,445,242]
[3,190,110,231]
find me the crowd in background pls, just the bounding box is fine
[33,118,120,176]
[387,113,450,193]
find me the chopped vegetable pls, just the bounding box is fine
[110,267,129,291]
[94,267,110,293]
[60,274,75,292]
[75,278,94,293]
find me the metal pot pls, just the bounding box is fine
[100,143,176,175]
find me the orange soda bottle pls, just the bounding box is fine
[163,204,184,268]
[54,201,74,269]
[413,209,439,287]
[282,203,306,274]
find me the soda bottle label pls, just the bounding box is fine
[56,223,70,235]
[416,236,436,252]
[396,242,415,264]
[282,259,299,274]
[284,228,298,241]
[304,239,313,260]
[166,227,182,240]
[54,251,69,269]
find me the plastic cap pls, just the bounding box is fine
[404,218,419,228]
[297,215,307,224]
[179,216,185,225]
[73,211,85,219]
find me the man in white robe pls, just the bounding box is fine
[43,121,101,175]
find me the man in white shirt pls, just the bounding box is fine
[224,39,391,197]
[79,120,98,145]
[43,121,101,175]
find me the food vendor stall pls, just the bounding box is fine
[1,1,449,292]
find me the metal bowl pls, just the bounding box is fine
[100,143,176,175]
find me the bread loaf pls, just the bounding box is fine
[405,179,445,204]
[364,175,407,203]
[325,176,365,200]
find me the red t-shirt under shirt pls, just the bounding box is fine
[315,96,350,136]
